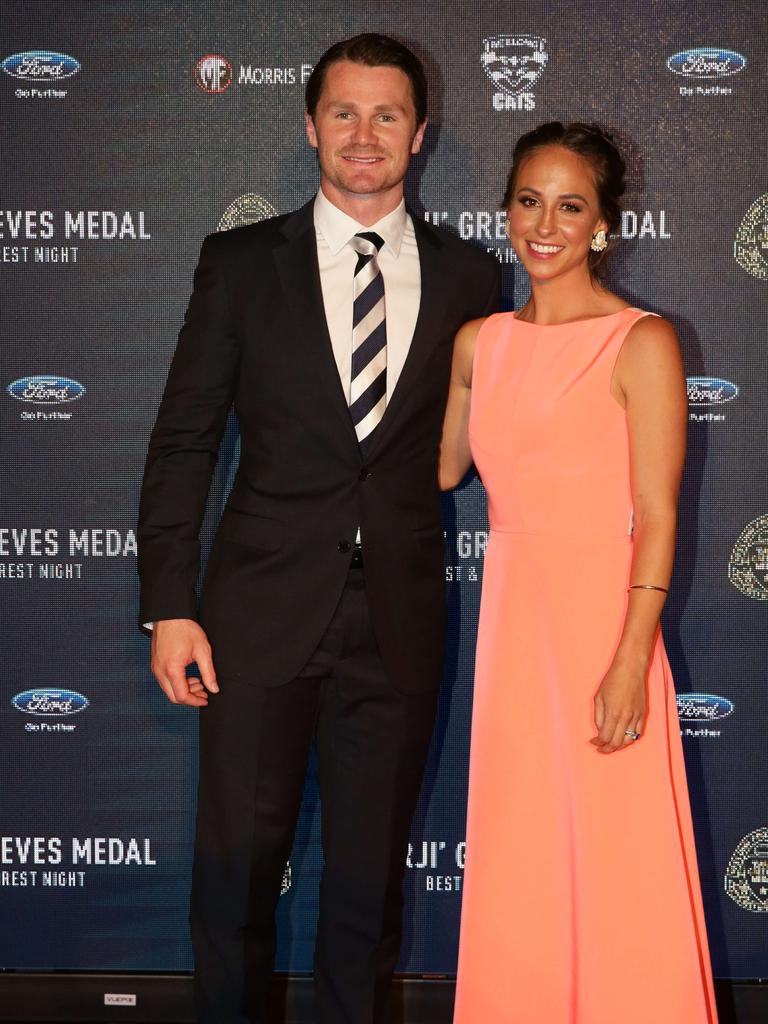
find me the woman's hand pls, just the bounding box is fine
[590,657,647,754]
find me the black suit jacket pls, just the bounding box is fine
[137,200,500,692]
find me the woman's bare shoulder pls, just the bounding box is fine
[617,313,684,391]
[456,314,496,343]
[452,315,497,384]
[624,312,680,349]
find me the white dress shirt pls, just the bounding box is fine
[313,189,421,402]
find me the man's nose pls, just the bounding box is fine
[351,119,375,146]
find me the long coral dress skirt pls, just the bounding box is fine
[453,309,718,1023]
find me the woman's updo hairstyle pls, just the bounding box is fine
[502,122,626,272]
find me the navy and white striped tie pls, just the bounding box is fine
[349,232,386,445]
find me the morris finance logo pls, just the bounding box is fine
[729,515,768,601]
[12,688,89,715]
[194,54,313,93]
[7,375,85,405]
[734,194,768,280]
[481,34,548,111]
[1,50,80,80]
[725,827,768,913]
[195,54,233,93]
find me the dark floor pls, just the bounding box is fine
[1,977,766,1023]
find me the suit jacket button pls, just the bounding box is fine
[358,467,371,481]
[338,540,351,553]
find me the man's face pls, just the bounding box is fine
[305,60,426,206]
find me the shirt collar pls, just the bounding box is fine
[313,188,408,258]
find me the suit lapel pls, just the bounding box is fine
[273,201,360,450]
[364,214,450,458]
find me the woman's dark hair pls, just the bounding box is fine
[305,33,428,126]
[502,122,626,271]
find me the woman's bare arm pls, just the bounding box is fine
[438,318,487,490]
[592,314,687,753]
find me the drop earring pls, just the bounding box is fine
[590,229,608,253]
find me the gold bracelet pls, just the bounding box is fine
[627,584,669,594]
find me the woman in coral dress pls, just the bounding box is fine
[440,123,718,1023]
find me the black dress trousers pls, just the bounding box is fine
[190,564,439,1024]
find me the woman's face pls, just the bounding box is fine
[506,144,608,282]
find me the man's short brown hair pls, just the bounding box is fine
[305,33,428,126]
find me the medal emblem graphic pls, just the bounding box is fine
[734,194,768,280]
[728,515,768,600]
[218,194,278,231]
[725,828,768,912]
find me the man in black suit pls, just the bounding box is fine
[138,33,499,1024]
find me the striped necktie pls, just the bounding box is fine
[349,231,386,445]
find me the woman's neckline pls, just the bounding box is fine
[510,306,636,327]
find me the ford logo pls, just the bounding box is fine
[7,375,85,404]
[1,51,80,81]
[676,693,734,722]
[667,48,746,78]
[686,376,738,406]
[12,688,89,716]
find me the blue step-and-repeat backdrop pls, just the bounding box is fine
[1,0,766,979]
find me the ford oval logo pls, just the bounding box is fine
[676,693,734,722]
[667,48,746,78]
[7,375,85,404]
[12,688,89,716]
[1,51,80,81]
[686,377,738,406]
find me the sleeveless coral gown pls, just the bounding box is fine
[454,309,717,1023]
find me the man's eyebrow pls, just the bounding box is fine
[327,100,407,113]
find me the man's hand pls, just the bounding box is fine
[151,619,219,707]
